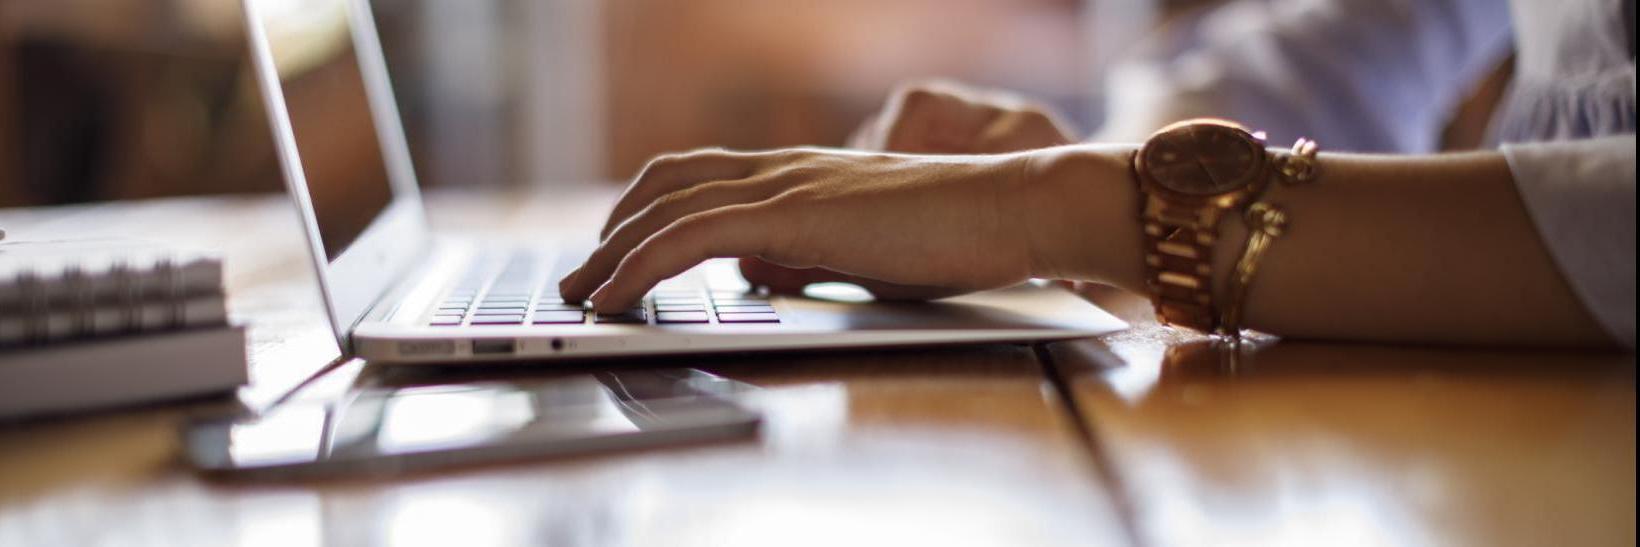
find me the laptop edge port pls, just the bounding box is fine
[471,339,516,355]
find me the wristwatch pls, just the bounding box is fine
[1131,119,1278,332]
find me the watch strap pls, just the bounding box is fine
[1141,211,1219,332]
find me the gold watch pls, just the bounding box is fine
[1131,118,1300,333]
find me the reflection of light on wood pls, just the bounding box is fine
[252,0,351,78]
[387,494,512,547]
[231,492,322,547]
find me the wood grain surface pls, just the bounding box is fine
[1050,286,1635,547]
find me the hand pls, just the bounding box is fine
[735,81,1080,297]
[558,148,1049,313]
[849,80,1077,154]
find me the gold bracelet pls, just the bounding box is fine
[1221,202,1287,337]
[1219,138,1319,339]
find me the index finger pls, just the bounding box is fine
[600,150,759,240]
[588,205,776,312]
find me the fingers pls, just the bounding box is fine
[975,110,1075,153]
[587,205,772,312]
[562,178,781,301]
[883,86,999,154]
[870,80,1075,154]
[600,149,761,240]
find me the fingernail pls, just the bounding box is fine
[587,285,608,310]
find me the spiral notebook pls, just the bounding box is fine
[0,238,246,419]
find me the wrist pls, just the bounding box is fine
[1009,144,1145,291]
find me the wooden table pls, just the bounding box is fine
[0,190,1632,546]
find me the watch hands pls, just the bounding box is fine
[1195,159,1221,188]
[1190,128,1223,189]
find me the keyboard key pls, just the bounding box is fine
[716,312,780,323]
[714,304,775,314]
[594,309,648,324]
[654,290,703,298]
[470,315,525,325]
[437,306,470,313]
[429,316,463,326]
[654,296,704,304]
[481,298,531,305]
[712,298,769,306]
[532,310,586,324]
[534,302,583,311]
[656,311,710,323]
[656,304,706,312]
[475,307,527,313]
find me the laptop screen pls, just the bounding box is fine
[255,0,394,260]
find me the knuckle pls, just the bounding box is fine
[750,149,815,173]
[900,87,937,105]
[893,81,951,109]
[662,211,720,243]
[650,152,687,170]
[774,147,817,161]
[771,185,824,206]
[699,203,760,230]
[636,153,683,182]
[648,186,698,214]
[766,163,825,184]
[681,147,730,162]
[641,148,724,176]
[631,188,704,235]
[1020,107,1057,127]
[977,103,1010,119]
[639,189,685,219]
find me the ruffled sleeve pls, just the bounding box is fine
[1502,135,1637,347]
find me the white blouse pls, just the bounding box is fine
[1101,0,1637,346]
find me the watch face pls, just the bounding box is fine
[1139,123,1264,197]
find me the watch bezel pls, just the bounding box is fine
[1134,119,1271,210]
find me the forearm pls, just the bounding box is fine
[1021,145,1613,347]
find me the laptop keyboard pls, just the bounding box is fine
[427,252,780,327]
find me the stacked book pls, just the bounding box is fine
[0,238,247,419]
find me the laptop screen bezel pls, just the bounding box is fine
[242,0,431,352]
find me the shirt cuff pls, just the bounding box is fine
[1501,135,1637,348]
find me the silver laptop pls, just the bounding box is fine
[241,0,1126,364]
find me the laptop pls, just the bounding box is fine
[241,0,1127,364]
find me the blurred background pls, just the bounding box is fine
[0,0,1231,207]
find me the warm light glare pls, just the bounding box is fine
[376,387,535,452]
[228,405,327,466]
[386,493,512,547]
[233,493,323,547]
